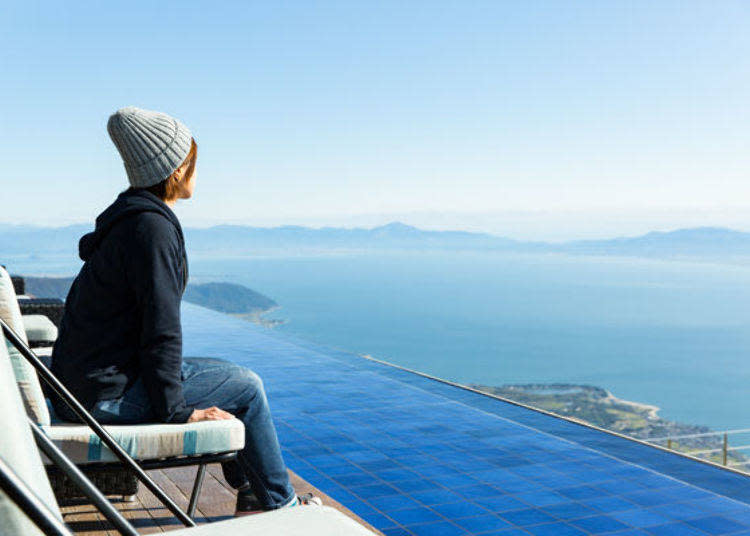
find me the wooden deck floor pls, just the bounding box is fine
[61,465,381,535]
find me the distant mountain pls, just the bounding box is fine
[5,221,750,260]
[22,276,75,299]
[142,223,750,259]
[183,221,524,253]
[0,224,91,254]
[562,227,750,258]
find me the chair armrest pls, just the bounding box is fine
[18,298,65,328]
[22,315,59,347]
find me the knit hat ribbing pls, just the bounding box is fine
[107,106,193,188]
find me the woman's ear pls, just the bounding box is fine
[173,164,186,182]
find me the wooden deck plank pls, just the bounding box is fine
[60,500,114,536]
[161,465,234,524]
[66,465,382,534]
[204,464,235,495]
[134,471,188,533]
[149,469,209,524]
[111,495,164,534]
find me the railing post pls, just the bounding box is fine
[723,433,728,466]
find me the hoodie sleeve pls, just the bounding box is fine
[126,214,194,423]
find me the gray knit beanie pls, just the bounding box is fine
[107,106,193,188]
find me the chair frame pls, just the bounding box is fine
[0,453,72,536]
[0,417,143,536]
[29,417,138,536]
[2,317,243,526]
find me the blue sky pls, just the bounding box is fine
[1,1,749,239]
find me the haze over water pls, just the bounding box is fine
[186,251,750,432]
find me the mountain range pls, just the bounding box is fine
[3,221,750,260]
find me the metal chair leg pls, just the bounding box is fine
[187,464,207,518]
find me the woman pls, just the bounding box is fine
[50,106,317,515]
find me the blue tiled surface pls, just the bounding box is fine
[182,302,750,535]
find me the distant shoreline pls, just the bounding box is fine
[603,390,661,420]
[229,306,286,328]
[468,383,744,466]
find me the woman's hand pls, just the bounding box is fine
[187,406,234,422]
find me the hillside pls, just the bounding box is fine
[182,282,277,314]
[564,227,750,258]
[22,276,75,299]
[21,276,278,319]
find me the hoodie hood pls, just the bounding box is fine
[79,189,185,262]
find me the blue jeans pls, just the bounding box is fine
[57,357,295,509]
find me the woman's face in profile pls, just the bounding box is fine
[175,160,197,200]
[181,165,196,199]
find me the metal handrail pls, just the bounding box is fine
[685,447,725,456]
[1,317,197,528]
[29,418,138,536]
[0,454,72,536]
[647,428,750,469]
[648,428,750,442]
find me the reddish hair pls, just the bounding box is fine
[135,138,197,202]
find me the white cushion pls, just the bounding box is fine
[171,505,377,535]
[32,346,53,357]
[0,266,50,425]
[41,418,245,464]
[22,314,58,343]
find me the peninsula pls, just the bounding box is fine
[20,276,281,327]
[472,383,745,466]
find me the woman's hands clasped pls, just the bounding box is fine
[187,406,234,422]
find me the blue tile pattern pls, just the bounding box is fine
[182,302,750,535]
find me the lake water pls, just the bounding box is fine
[10,250,750,430]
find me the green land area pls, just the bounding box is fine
[471,383,745,467]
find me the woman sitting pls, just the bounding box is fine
[51,106,318,515]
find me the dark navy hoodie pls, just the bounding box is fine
[51,188,193,423]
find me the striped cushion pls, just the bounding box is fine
[40,418,245,464]
[0,266,51,425]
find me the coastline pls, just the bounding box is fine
[229,305,285,328]
[603,390,661,420]
[464,382,749,466]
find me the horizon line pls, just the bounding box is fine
[0,220,746,244]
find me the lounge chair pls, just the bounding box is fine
[21,314,57,347]
[1,268,65,333]
[0,316,376,535]
[0,266,244,519]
